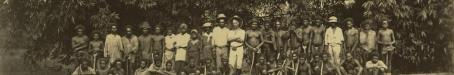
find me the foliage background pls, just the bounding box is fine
[0,0,453,73]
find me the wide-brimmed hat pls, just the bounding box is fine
[328,16,338,23]
[217,13,226,19]
[202,22,212,27]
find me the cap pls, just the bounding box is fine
[202,22,212,27]
[217,13,226,19]
[191,29,198,33]
[328,16,338,23]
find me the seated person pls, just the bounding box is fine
[340,53,363,75]
[96,58,110,75]
[111,60,126,75]
[135,60,150,75]
[365,55,388,75]
[71,59,96,75]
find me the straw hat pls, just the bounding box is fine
[328,16,338,23]
[202,22,212,27]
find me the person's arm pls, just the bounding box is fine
[352,31,359,51]
[377,30,383,45]
[338,28,345,45]
[390,30,396,45]
[132,36,139,54]
[104,37,109,57]
[365,61,375,69]
[256,32,265,49]
[324,29,330,45]
[378,61,388,69]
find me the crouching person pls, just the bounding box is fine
[366,55,388,75]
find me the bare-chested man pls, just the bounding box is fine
[377,20,396,69]
[275,21,290,60]
[344,18,360,57]
[301,19,313,55]
[262,21,277,62]
[313,17,326,54]
[287,24,302,56]
[151,26,165,64]
[359,19,377,62]
[245,19,264,72]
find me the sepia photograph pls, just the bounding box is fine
[0,0,453,75]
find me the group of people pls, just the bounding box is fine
[70,13,397,75]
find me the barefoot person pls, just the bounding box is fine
[89,32,103,68]
[262,21,277,62]
[366,55,388,75]
[96,58,110,75]
[104,25,123,63]
[71,59,96,75]
[275,20,289,60]
[187,29,202,69]
[227,16,246,75]
[212,13,230,72]
[134,60,150,75]
[138,21,153,63]
[312,16,326,55]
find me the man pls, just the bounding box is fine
[359,19,377,62]
[377,20,396,66]
[262,20,277,62]
[227,16,246,75]
[163,27,176,68]
[245,19,264,70]
[72,25,89,60]
[104,25,123,63]
[111,60,126,75]
[158,62,177,75]
[296,55,312,75]
[174,23,191,74]
[122,25,139,75]
[151,25,165,64]
[251,55,267,75]
[135,60,150,75]
[340,53,363,75]
[275,21,289,60]
[187,29,202,69]
[313,54,340,75]
[286,24,302,56]
[138,21,154,63]
[148,58,164,75]
[96,58,110,75]
[324,16,344,65]
[365,55,388,75]
[71,59,96,75]
[212,13,230,72]
[312,17,326,55]
[301,18,313,55]
[201,22,214,69]
[344,18,359,55]
[89,32,103,68]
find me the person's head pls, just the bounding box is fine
[251,21,259,30]
[75,25,85,36]
[328,16,338,27]
[314,55,321,61]
[217,14,226,27]
[322,54,329,61]
[291,53,298,60]
[190,29,198,39]
[362,19,373,30]
[114,60,122,68]
[258,56,266,63]
[303,19,309,26]
[345,18,354,28]
[81,59,90,68]
[165,62,172,70]
[264,22,271,30]
[382,20,389,28]
[166,27,174,35]
[275,21,282,30]
[154,26,162,34]
[140,21,151,34]
[179,23,188,33]
[125,25,133,36]
[231,16,242,30]
[371,55,379,63]
[92,32,100,40]
[299,56,306,63]
[111,25,118,33]
[139,60,148,68]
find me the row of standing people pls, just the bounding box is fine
[70,13,394,75]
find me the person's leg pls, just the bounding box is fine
[237,48,244,69]
[215,47,222,70]
[334,45,342,65]
[228,49,236,69]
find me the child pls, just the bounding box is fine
[89,32,103,68]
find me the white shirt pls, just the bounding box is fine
[212,27,230,47]
[324,27,344,45]
[175,33,190,48]
[228,29,245,47]
[164,34,176,49]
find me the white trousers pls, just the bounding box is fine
[229,47,244,69]
[328,44,342,65]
